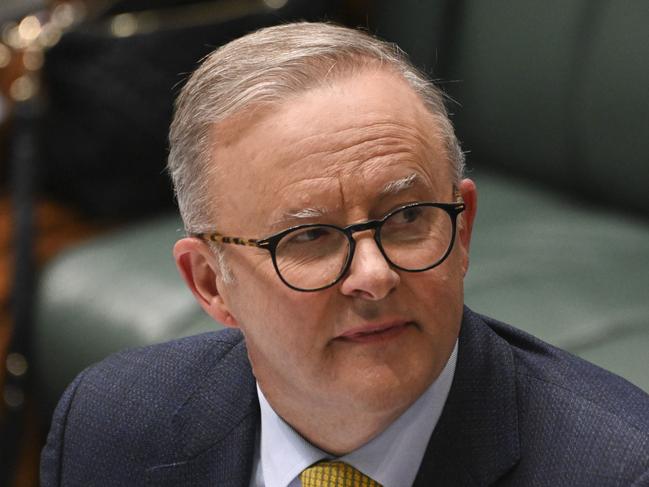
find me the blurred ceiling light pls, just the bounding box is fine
[18,15,42,43]
[51,1,82,29]
[111,13,138,38]
[263,0,288,9]
[3,22,24,49]
[0,43,11,68]
[4,384,25,409]
[23,47,44,70]
[6,353,29,378]
[9,75,38,101]
[39,23,62,48]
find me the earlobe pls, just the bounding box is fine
[173,238,239,328]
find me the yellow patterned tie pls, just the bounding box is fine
[299,461,383,487]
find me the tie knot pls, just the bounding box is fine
[299,461,382,487]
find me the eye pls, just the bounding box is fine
[392,206,423,224]
[285,226,333,244]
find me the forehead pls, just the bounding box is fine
[210,69,451,229]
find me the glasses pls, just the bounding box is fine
[194,190,465,292]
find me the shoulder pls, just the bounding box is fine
[64,328,250,414]
[474,311,649,483]
[481,312,649,429]
[41,328,253,485]
[63,327,250,422]
[78,327,248,393]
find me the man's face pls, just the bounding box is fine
[190,69,475,436]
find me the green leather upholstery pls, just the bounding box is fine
[445,0,590,185]
[575,2,649,212]
[466,172,649,391]
[444,0,649,213]
[33,216,217,414]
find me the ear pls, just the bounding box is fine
[173,237,239,328]
[457,178,478,275]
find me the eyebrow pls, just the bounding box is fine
[271,206,329,228]
[284,207,327,219]
[379,172,422,197]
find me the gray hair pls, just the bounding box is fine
[168,22,464,235]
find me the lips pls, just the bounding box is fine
[336,321,412,343]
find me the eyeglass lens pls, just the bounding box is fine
[274,205,454,291]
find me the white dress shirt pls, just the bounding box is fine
[249,340,458,487]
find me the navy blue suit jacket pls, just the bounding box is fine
[41,308,649,486]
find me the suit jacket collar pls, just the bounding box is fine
[413,307,521,486]
[146,334,260,487]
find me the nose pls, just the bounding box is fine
[339,234,400,300]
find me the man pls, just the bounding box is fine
[41,22,649,486]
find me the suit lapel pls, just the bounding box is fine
[146,336,260,487]
[413,308,521,486]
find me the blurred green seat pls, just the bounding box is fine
[440,0,649,389]
[33,216,217,415]
[465,173,649,391]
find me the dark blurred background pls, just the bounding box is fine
[1,1,647,485]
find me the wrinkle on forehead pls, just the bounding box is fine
[282,118,444,179]
[268,168,440,231]
[212,69,448,189]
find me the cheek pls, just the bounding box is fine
[228,276,333,351]
[405,254,465,313]
[236,289,337,388]
[441,237,469,279]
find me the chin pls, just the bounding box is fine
[341,366,433,416]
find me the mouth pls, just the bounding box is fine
[336,321,413,344]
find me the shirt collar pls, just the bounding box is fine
[255,340,458,487]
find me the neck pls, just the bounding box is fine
[260,386,410,456]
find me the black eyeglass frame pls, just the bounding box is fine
[194,195,465,292]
